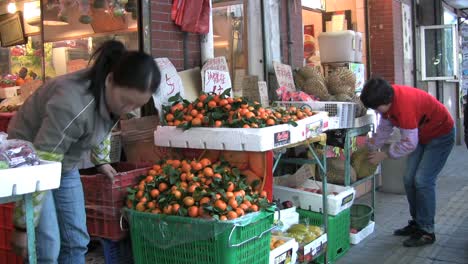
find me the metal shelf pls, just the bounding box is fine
[272,133,329,264]
[343,124,376,222]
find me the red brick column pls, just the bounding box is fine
[150,0,201,71]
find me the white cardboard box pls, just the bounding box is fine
[269,236,299,264]
[273,180,355,215]
[350,221,375,245]
[154,112,329,151]
[0,160,62,198]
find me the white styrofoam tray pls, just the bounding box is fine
[154,112,329,151]
[350,221,375,245]
[273,179,356,216]
[269,236,299,264]
[0,160,62,198]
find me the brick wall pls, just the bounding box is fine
[369,0,395,83]
[280,0,304,69]
[150,0,201,71]
[369,0,407,84]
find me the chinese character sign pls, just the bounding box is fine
[273,61,295,92]
[204,70,232,95]
[153,58,184,116]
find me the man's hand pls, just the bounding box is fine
[97,164,117,183]
[368,151,388,165]
[11,229,28,259]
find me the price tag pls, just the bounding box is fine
[201,57,231,95]
[204,70,232,95]
[273,62,295,92]
[153,58,184,115]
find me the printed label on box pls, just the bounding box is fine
[306,120,323,138]
[341,193,354,206]
[274,131,291,147]
[275,249,293,264]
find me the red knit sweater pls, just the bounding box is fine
[382,85,454,144]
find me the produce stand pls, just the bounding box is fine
[0,161,62,264]
[154,119,330,263]
[343,124,376,221]
[272,133,330,263]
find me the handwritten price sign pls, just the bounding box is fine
[153,58,184,116]
[204,70,232,95]
[201,57,232,95]
[273,61,296,92]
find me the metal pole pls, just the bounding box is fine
[39,0,45,81]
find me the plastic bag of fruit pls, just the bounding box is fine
[0,132,40,169]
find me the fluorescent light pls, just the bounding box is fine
[7,2,17,14]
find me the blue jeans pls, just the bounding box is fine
[35,169,90,264]
[403,128,455,233]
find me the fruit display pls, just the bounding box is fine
[162,89,316,129]
[126,158,271,220]
[270,236,286,250]
[284,224,324,245]
[294,66,329,100]
[292,66,368,117]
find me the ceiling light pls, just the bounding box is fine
[7,2,17,14]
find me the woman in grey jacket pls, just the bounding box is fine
[8,40,161,263]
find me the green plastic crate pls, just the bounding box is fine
[125,208,274,264]
[297,209,350,264]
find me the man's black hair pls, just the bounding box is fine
[360,77,394,109]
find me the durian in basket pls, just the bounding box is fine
[326,68,356,97]
[294,66,330,100]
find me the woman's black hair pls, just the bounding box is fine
[86,40,161,107]
[360,77,394,109]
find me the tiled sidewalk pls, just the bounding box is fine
[337,145,468,264]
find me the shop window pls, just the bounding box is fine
[0,0,141,85]
[212,1,248,93]
[420,24,458,81]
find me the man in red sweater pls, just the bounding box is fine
[360,77,455,247]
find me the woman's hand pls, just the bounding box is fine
[11,229,28,259]
[368,151,388,165]
[97,164,117,183]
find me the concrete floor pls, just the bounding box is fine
[86,145,468,264]
[336,145,468,264]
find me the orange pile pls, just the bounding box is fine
[127,158,271,220]
[163,89,315,129]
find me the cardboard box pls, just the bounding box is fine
[121,115,181,163]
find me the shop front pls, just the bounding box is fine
[0,0,144,108]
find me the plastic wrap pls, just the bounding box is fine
[0,132,40,169]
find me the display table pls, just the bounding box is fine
[0,161,62,264]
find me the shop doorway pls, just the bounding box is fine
[212,0,264,96]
